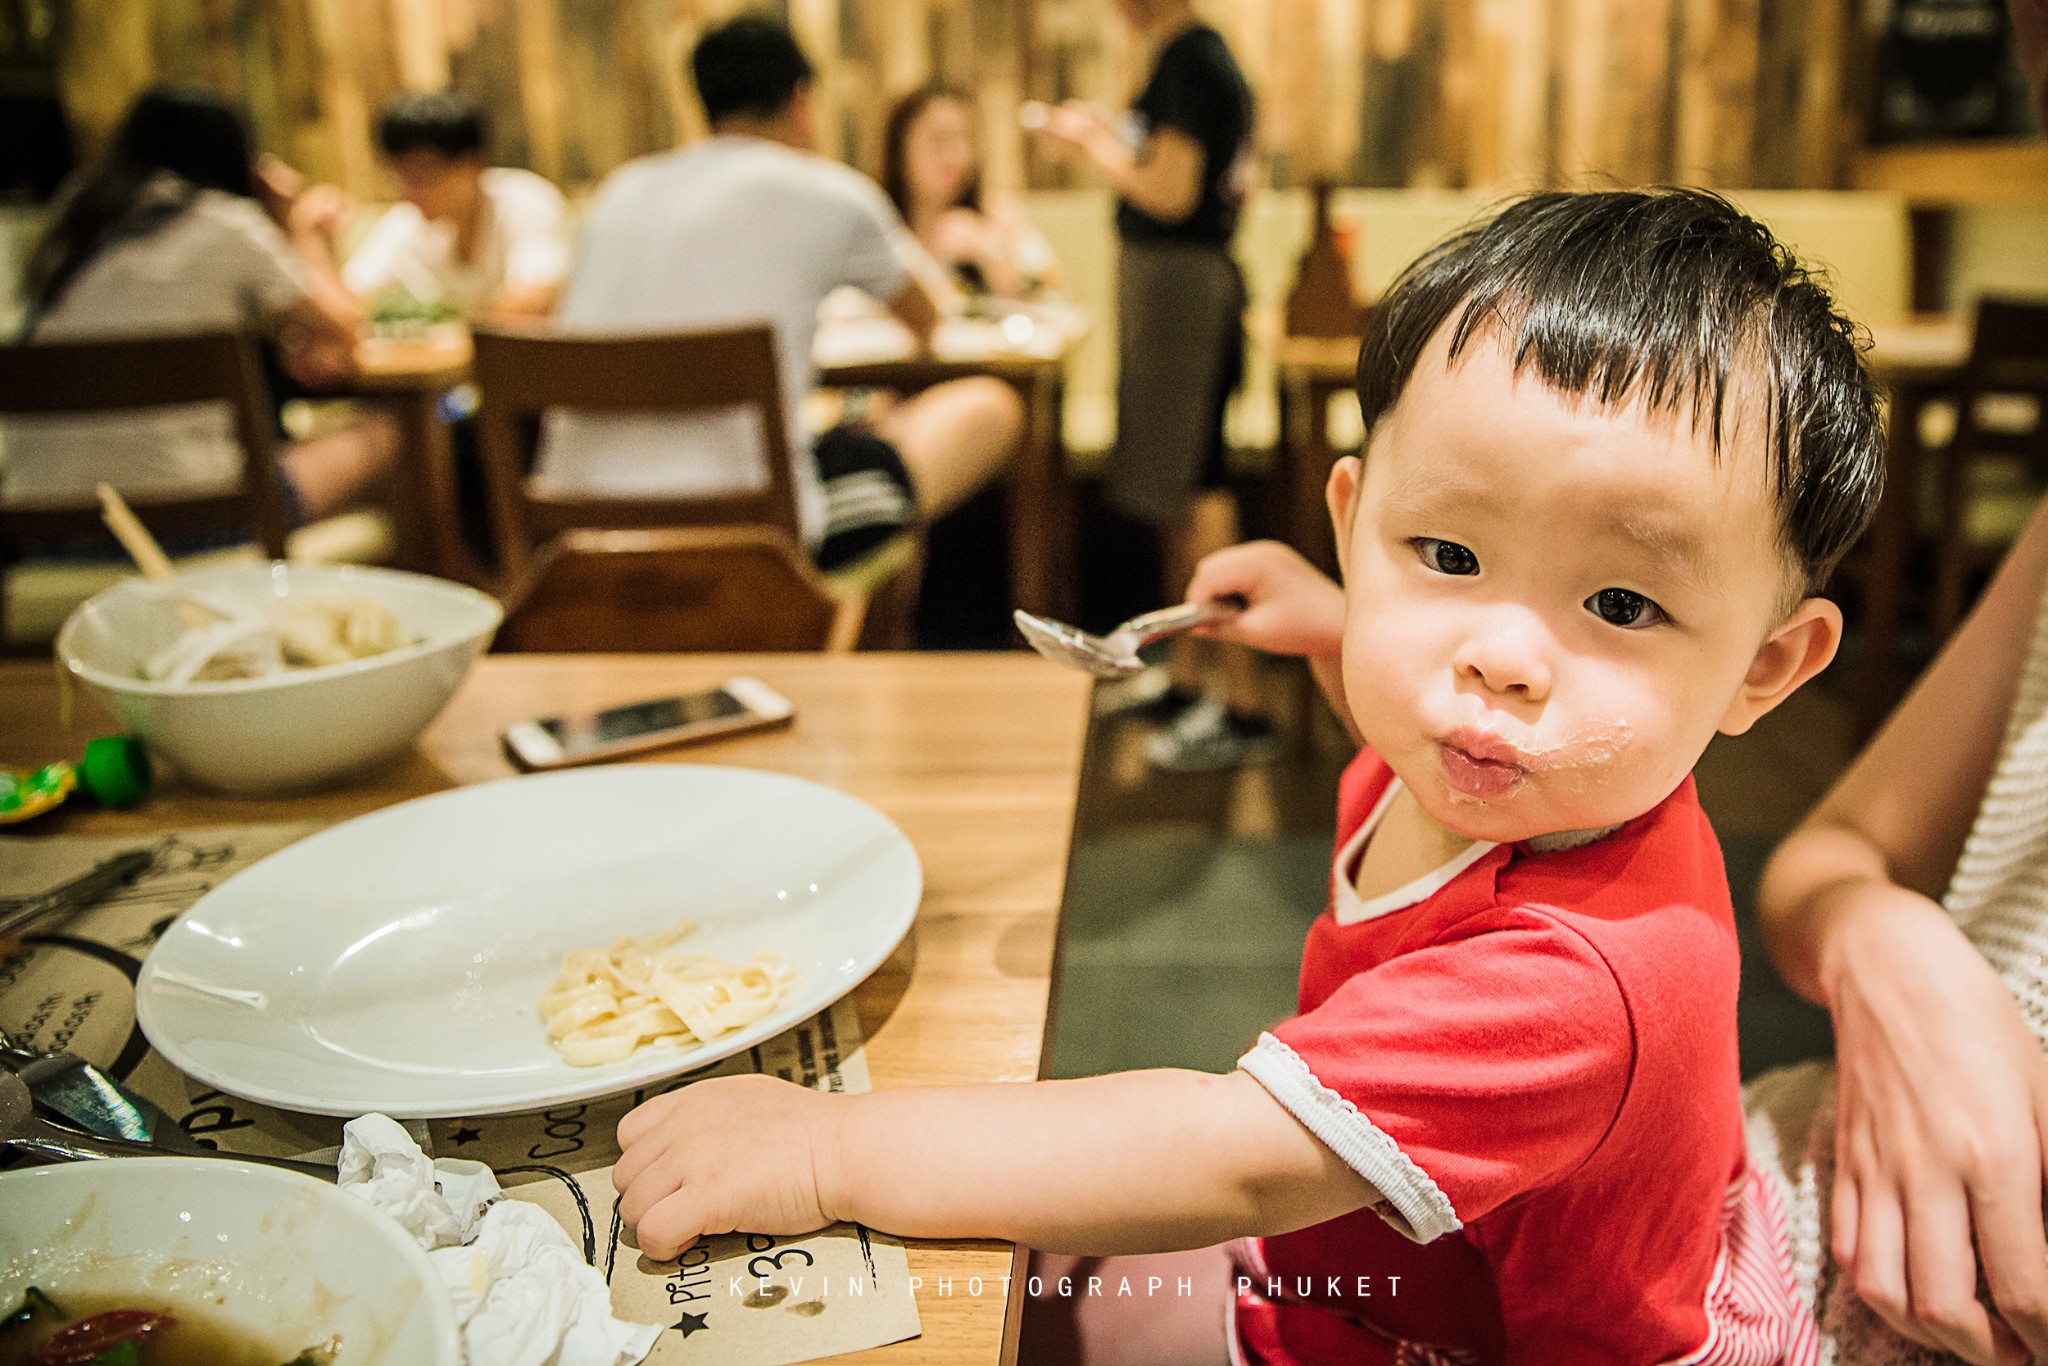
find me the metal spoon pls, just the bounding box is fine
[1013,597,1245,678]
[0,1071,334,1180]
[0,850,154,941]
[0,1041,201,1152]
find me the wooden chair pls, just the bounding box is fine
[497,526,881,653]
[473,325,805,576]
[471,325,920,648]
[0,332,288,649]
[1931,298,2048,641]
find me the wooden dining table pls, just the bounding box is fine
[0,651,1092,1365]
[351,324,1083,622]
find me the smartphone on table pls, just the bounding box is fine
[502,676,795,770]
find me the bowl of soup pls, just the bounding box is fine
[0,1157,461,1366]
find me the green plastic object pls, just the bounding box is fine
[77,736,151,808]
[0,736,151,824]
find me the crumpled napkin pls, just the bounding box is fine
[338,1114,661,1366]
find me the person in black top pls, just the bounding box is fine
[1032,0,1267,772]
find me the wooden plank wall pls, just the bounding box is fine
[46,0,1870,198]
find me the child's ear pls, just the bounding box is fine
[1325,456,1363,580]
[1719,597,1843,736]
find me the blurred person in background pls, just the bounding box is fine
[8,85,395,532]
[301,91,569,325]
[882,87,1062,302]
[1031,0,1260,772]
[539,15,1020,572]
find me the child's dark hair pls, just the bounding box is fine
[378,92,488,160]
[692,15,814,125]
[1357,189,1884,594]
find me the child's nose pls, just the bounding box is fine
[1453,610,1553,702]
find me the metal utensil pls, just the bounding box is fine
[0,1072,334,1180]
[0,1045,201,1151]
[0,849,154,941]
[1013,597,1245,678]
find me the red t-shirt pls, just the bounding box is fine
[1229,748,1816,1366]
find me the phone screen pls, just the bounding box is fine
[539,689,750,757]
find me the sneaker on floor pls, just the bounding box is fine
[1092,665,1191,720]
[1145,699,1279,773]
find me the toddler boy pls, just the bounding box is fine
[611,189,1883,1364]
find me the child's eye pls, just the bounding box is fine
[1414,538,1479,576]
[1586,587,1667,629]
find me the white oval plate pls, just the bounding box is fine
[136,765,921,1117]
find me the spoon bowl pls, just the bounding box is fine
[0,1070,334,1179]
[1013,597,1244,678]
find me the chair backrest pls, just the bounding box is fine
[495,525,864,654]
[471,325,800,582]
[0,331,285,644]
[1952,297,2048,466]
[0,331,285,545]
[1965,298,2048,393]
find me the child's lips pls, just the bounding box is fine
[1437,729,1528,800]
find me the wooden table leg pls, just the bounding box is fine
[1855,380,1929,740]
[1005,371,1076,621]
[392,389,480,586]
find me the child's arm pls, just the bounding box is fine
[613,1067,1383,1261]
[1185,541,1353,738]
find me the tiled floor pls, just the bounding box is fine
[1044,657,1855,1082]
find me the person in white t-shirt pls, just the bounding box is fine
[537,16,1021,569]
[326,93,569,323]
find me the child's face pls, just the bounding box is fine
[1331,322,1838,844]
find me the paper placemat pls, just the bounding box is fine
[0,825,920,1365]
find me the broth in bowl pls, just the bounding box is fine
[1,1286,329,1366]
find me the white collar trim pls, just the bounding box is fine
[1332,778,1499,926]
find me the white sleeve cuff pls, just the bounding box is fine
[1237,1032,1462,1244]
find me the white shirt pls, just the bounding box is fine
[535,137,918,546]
[2,185,308,506]
[342,166,570,319]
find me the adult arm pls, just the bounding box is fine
[276,209,364,387]
[884,269,945,345]
[1757,495,2048,1365]
[225,169,361,389]
[486,175,571,322]
[1034,104,1205,225]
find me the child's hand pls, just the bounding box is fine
[614,1074,839,1260]
[1187,541,1346,659]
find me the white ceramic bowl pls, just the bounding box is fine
[0,1157,462,1365]
[57,562,501,795]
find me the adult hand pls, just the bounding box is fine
[1184,540,1346,659]
[928,208,989,265]
[614,1074,838,1261]
[250,153,307,228]
[287,182,353,242]
[1825,881,2048,1365]
[1028,100,1115,163]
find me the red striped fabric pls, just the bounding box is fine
[1662,1165,1819,1366]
